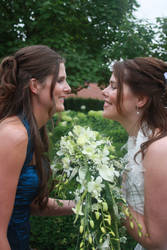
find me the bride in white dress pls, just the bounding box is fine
[102,57,167,250]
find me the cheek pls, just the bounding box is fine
[38,88,50,104]
[53,85,62,98]
[109,92,117,105]
[122,94,136,111]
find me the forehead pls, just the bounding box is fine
[58,63,66,76]
[110,73,133,93]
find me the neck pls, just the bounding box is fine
[32,105,50,129]
[119,116,141,137]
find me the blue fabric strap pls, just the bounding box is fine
[18,114,33,166]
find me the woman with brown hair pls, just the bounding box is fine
[0,45,74,250]
[103,57,167,249]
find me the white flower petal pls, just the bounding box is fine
[99,165,115,182]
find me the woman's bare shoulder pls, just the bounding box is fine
[0,116,28,145]
[147,135,167,153]
[144,135,167,171]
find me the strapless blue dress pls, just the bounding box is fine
[7,116,39,250]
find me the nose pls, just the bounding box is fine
[102,86,109,97]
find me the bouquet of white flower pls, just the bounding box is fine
[52,125,127,249]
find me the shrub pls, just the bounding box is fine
[64,97,104,112]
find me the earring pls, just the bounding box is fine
[136,106,140,115]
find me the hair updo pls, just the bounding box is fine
[112,57,167,157]
[0,56,18,107]
[0,45,65,209]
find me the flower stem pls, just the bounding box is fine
[104,182,121,250]
[111,194,121,250]
[74,189,87,223]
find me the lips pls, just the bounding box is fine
[59,96,66,101]
[59,98,64,103]
[104,100,112,107]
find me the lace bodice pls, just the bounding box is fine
[122,128,151,250]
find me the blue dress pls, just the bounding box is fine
[7,116,39,250]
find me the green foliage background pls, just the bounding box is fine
[0,0,166,91]
[0,0,166,247]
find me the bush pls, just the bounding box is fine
[30,215,78,250]
[64,97,104,112]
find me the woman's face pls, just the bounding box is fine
[35,63,71,116]
[52,62,71,113]
[102,73,139,123]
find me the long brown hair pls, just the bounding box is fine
[112,57,167,157]
[0,45,64,209]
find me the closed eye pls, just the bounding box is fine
[57,76,66,83]
[111,85,117,90]
[110,80,118,90]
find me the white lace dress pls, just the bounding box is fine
[122,129,150,250]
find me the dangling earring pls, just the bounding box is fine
[136,106,140,115]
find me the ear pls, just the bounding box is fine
[137,95,148,108]
[29,78,40,95]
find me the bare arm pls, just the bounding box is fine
[0,119,28,250]
[124,137,167,249]
[30,198,75,216]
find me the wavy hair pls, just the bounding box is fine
[112,57,167,157]
[0,45,64,209]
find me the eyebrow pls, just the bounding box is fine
[57,76,66,81]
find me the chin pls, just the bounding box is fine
[103,110,111,119]
[103,110,117,121]
[49,106,64,116]
[56,105,65,113]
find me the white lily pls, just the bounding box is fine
[62,157,70,169]
[77,135,87,146]
[99,165,115,182]
[88,176,104,199]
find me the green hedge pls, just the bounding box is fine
[30,215,78,250]
[30,111,136,250]
[64,97,104,112]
